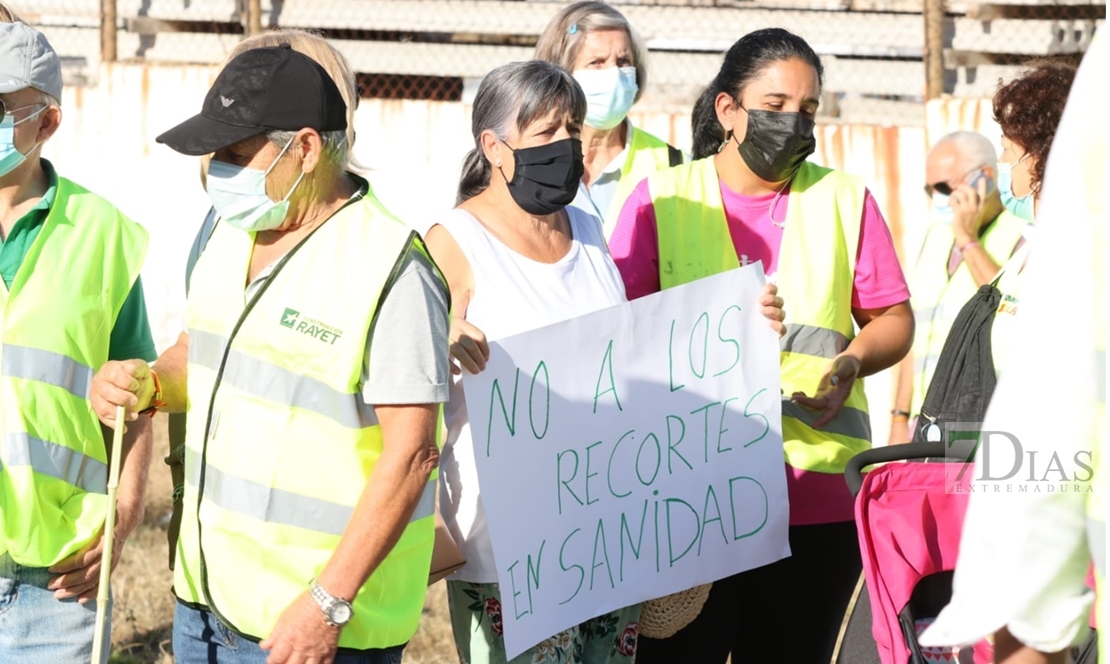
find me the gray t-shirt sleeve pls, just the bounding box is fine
[361,247,450,405]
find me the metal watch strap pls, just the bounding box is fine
[309,578,351,627]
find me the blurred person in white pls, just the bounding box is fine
[534,1,683,239]
[919,32,1106,664]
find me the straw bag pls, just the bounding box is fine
[639,583,712,639]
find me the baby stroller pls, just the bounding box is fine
[843,441,989,664]
[841,441,1099,664]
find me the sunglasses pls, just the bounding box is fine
[0,99,47,125]
[924,165,986,197]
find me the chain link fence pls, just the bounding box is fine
[8,0,1105,125]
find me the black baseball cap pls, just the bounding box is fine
[157,44,347,156]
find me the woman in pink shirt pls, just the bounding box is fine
[611,28,913,664]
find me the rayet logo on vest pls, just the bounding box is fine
[941,422,1096,494]
[279,307,344,345]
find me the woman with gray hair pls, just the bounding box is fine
[428,58,637,664]
[430,59,785,664]
[534,1,683,239]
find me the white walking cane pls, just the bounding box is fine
[90,404,126,664]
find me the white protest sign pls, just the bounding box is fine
[463,263,790,658]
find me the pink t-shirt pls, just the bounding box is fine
[610,176,911,526]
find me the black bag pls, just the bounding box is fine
[913,281,1002,443]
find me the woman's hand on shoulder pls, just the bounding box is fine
[758,283,786,338]
[450,317,490,375]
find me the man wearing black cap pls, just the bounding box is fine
[93,45,450,663]
[0,20,155,664]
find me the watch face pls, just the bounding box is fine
[330,602,353,625]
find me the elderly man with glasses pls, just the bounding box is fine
[888,130,1028,444]
[0,20,156,663]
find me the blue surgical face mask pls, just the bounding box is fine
[205,137,305,232]
[572,66,638,131]
[0,106,47,178]
[931,191,954,225]
[997,160,1035,222]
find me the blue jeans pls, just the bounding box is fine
[173,601,406,664]
[0,552,110,664]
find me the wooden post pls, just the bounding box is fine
[100,0,117,63]
[246,0,263,36]
[924,0,945,99]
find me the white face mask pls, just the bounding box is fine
[0,105,46,178]
[997,159,1035,222]
[205,137,305,232]
[572,66,638,131]
[931,191,954,225]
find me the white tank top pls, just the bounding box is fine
[437,205,626,582]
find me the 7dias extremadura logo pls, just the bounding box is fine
[945,424,1095,494]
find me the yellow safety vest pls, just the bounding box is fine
[650,158,870,474]
[0,177,147,567]
[908,213,1026,416]
[599,126,682,239]
[175,191,438,649]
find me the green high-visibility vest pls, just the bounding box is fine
[0,177,148,567]
[598,126,682,239]
[908,213,1026,416]
[175,191,438,649]
[650,158,872,474]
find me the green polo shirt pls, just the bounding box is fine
[0,160,157,362]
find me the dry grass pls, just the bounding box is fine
[109,415,458,663]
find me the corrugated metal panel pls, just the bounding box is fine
[32,26,927,101]
[19,0,1101,57]
[951,16,1102,53]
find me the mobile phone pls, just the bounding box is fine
[968,169,996,194]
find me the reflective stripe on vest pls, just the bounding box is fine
[908,213,1026,416]
[1,433,107,494]
[600,126,680,239]
[650,159,869,474]
[188,328,379,429]
[175,191,437,650]
[183,447,435,536]
[781,324,849,359]
[2,344,95,399]
[0,177,147,567]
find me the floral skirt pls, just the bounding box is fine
[447,580,640,664]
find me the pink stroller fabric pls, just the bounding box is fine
[855,461,980,664]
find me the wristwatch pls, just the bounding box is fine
[309,579,353,628]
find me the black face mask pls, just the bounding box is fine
[500,138,584,216]
[736,108,816,183]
